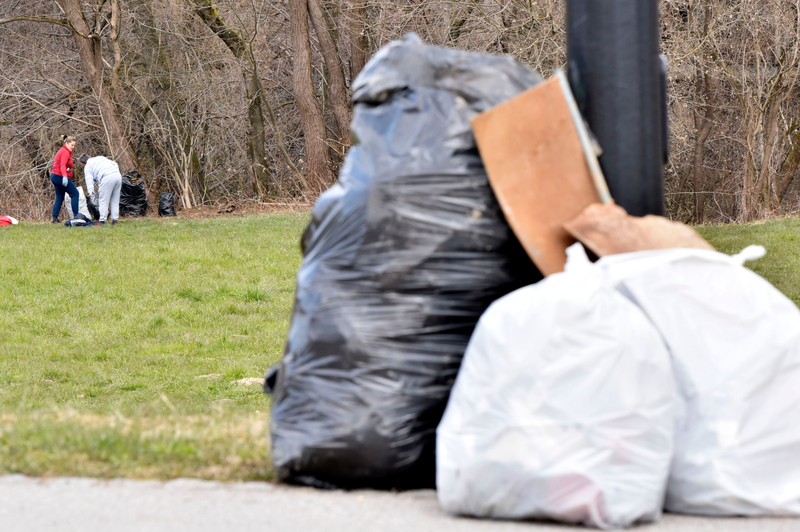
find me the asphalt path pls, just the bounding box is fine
[1,475,798,532]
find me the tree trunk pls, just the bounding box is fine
[132,0,208,203]
[774,124,800,205]
[109,0,122,94]
[187,0,271,196]
[244,60,271,196]
[349,0,368,81]
[691,70,715,223]
[754,92,783,209]
[308,0,351,143]
[58,0,138,173]
[290,0,334,193]
[742,132,758,222]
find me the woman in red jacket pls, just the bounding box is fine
[51,135,79,223]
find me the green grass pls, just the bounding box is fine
[697,217,800,306]
[0,213,797,481]
[0,213,309,480]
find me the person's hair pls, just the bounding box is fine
[78,153,90,165]
[61,135,76,145]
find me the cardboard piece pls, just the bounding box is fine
[471,74,606,276]
[564,201,715,257]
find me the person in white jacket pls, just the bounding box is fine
[78,153,123,225]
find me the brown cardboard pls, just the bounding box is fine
[471,76,602,276]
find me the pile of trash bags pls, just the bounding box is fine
[268,34,800,528]
[63,171,153,222]
[438,242,800,527]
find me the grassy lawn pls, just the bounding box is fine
[0,212,797,482]
[0,212,309,480]
[697,217,800,306]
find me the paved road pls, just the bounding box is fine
[1,475,798,532]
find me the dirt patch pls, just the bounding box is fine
[168,200,311,220]
[235,378,265,386]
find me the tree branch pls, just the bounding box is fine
[185,0,246,59]
[0,15,70,28]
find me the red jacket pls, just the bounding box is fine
[52,146,74,179]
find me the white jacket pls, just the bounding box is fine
[84,156,121,194]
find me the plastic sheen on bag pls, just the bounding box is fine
[120,170,148,217]
[598,246,800,516]
[158,192,176,217]
[86,195,100,221]
[268,34,543,490]
[437,243,675,529]
[64,213,94,227]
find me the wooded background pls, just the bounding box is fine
[2,1,800,223]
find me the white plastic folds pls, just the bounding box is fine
[438,243,800,527]
[66,186,93,220]
[437,244,676,529]
[598,246,800,516]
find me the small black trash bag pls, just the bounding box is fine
[120,170,148,217]
[158,192,176,217]
[86,195,100,221]
[268,34,543,490]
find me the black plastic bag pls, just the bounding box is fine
[268,35,543,490]
[120,170,148,217]
[158,192,176,217]
[86,195,100,221]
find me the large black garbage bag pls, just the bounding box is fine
[158,192,176,217]
[269,34,543,490]
[120,170,148,217]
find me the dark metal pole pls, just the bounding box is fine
[567,0,666,216]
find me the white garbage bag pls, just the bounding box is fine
[598,246,800,516]
[437,244,675,529]
[66,186,92,220]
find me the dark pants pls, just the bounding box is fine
[51,173,79,220]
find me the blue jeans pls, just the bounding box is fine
[51,173,79,220]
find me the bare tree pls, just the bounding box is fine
[774,121,800,203]
[308,0,351,143]
[187,0,274,195]
[710,0,800,220]
[290,0,333,192]
[690,68,716,223]
[3,0,800,222]
[672,3,717,223]
[347,0,368,81]
[1,0,138,172]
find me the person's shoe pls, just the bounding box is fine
[51,217,58,224]
[100,221,106,225]
[111,219,118,225]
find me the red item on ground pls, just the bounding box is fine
[0,216,15,226]
[51,145,74,179]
